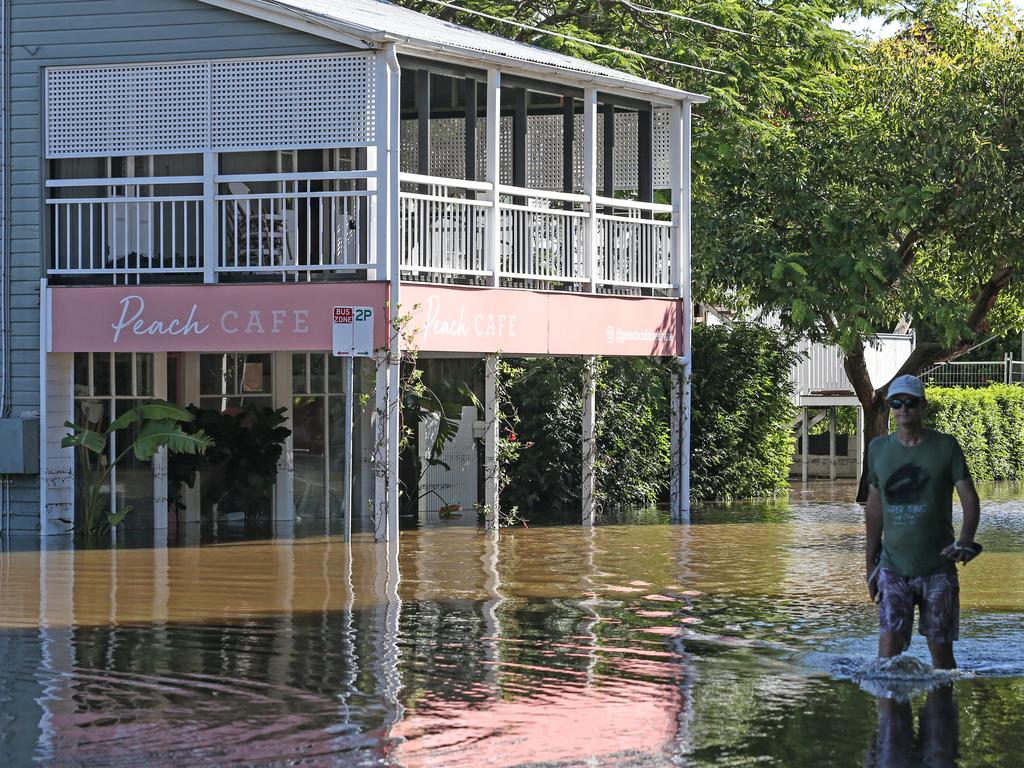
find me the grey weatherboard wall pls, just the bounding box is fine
[3,0,353,532]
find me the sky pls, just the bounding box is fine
[834,1,1024,39]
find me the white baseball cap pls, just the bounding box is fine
[888,374,925,398]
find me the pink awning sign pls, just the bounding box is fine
[47,283,390,353]
[402,285,684,356]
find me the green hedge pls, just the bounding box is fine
[925,384,1024,481]
[689,323,798,499]
[501,323,798,512]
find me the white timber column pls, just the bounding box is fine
[39,280,75,538]
[856,405,865,481]
[485,68,502,287]
[272,351,295,533]
[202,152,217,284]
[801,406,810,482]
[372,44,402,543]
[582,356,597,526]
[484,353,500,529]
[669,365,682,520]
[828,406,837,481]
[178,353,201,532]
[583,88,598,293]
[680,100,694,518]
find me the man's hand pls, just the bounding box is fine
[866,561,879,602]
[941,540,983,564]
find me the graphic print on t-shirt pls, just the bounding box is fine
[885,463,931,524]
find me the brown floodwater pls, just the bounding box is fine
[1,480,1023,766]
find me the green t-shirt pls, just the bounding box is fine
[867,429,971,577]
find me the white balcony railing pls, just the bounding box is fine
[398,172,675,291]
[399,174,490,278]
[48,177,205,276]
[48,170,675,291]
[216,171,375,274]
[47,171,378,281]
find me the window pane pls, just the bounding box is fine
[292,353,308,395]
[293,396,325,518]
[241,354,272,394]
[74,353,89,395]
[136,354,154,397]
[328,354,343,393]
[114,352,133,397]
[200,354,229,395]
[93,353,111,397]
[309,353,325,394]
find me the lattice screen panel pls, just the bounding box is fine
[47,63,210,157]
[400,109,674,191]
[210,56,375,150]
[46,54,376,157]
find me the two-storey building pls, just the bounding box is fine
[0,0,704,543]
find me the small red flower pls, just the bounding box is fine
[508,432,517,442]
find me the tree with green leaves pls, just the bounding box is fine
[63,400,213,534]
[698,3,1024,496]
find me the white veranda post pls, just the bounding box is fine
[582,356,597,525]
[372,45,401,542]
[484,354,500,528]
[669,99,693,522]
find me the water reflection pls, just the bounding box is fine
[865,686,959,768]
[1,482,1023,766]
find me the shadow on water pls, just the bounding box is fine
[1,481,1023,766]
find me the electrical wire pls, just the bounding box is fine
[419,0,728,75]
[620,0,754,37]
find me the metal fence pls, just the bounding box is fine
[920,355,1023,388]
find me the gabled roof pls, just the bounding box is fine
[199,0,708,104]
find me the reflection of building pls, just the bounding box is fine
[0,0,705,541]
[0,526,697,764]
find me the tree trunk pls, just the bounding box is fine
[844,342,888,502]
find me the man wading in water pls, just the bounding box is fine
[865,374,982,669]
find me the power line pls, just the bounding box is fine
[419,0,728,75]
[620,0,754,37]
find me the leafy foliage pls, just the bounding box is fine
[169,404,290,520]
[690,323,798,499]
[925,385,1024,482]
[501,356,672,514]
[63,400,212,534]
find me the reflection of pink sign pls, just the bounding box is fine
[48,283,389,353]
[402,285,684,356]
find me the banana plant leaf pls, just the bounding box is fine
[138,401,196,423]
[107,408,141,433]
[133,420,214,461]
[61,421,106,454]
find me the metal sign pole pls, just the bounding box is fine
[343,355,354,544]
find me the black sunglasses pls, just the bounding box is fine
[888,396,921,410]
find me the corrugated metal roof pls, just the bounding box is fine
[202,0,708,103]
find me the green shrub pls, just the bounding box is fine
[925,384,1024,481]
[501,322,798,512]
[502,356,671,513]
[689,323,798,499]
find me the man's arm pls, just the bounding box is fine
[941,478,981,563]
[865,484,883,601]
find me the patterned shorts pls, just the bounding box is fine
[877,567,960,648]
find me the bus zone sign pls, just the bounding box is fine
[332,306,375,357]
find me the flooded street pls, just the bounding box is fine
[2,481,1023,766]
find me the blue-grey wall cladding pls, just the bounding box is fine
[2,0,347,530]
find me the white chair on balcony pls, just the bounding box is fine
[226,181,294,268]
